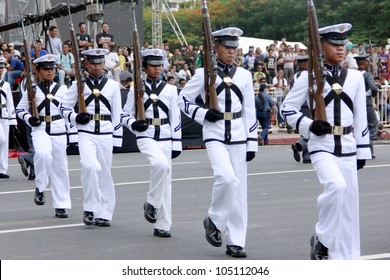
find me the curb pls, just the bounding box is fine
[269,137,300,145]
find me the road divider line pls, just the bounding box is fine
[0,223,84,234]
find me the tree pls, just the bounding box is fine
[142,0,390,49]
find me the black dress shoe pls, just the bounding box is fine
[95,218,111,227]
[226,245,247,258]
[17,155,28,177]
[34,187,45,205]
[83,211,95,226]
[144,202,157,223]
[310,234,328,260]
[28,167,36,180]
[291,143,301,162]
[154,229,171,238]
[55,208,69,218]
[0,173,10,179]
[203,216,222,247]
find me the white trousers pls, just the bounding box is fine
[205,141,248,247]
[31,129,71,209]
[311,152,360,260]
[0,119,10,174]
[107,68,121,85]
[137,138,172,231]
[57,69,66,86]
[78,133,115,221]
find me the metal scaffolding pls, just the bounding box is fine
[151,0,162,47]
[151,0,187,47]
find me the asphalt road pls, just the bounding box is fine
[1,144,389,260]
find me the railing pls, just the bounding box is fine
[268,87,281,126]
[373,85,390,127]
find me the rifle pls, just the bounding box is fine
[307,0,327,121]
[66,0,86,113]
[201,0,218,110]
[131,0,146,121]
[368,27,374,75]
[20,12,39,118]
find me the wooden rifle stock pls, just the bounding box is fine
[20,12,39,118]
[307,0,327,121]
[131,1,146,121]
[66,0,86,113]
[368,27,374,76]
[201,0,218,110]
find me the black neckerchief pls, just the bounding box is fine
[36,81,61,134]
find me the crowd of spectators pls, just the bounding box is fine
[1,22,390,112]
[1,21,390,158]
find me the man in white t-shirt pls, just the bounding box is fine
[345,47,358,69]
[283,45,296,82]
[56,42,75,86]
[103,43,121,85]
[45,26,62,55]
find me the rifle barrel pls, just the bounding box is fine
[66,0,86,113]
[131,0,146,121]
[20,12,39,118]
[201,0,218,110]
[307,0,327,121]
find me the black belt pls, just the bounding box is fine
[329,125,352,136]
[222,111,241,120]
[39,115,62,122]
[146,118,169,126]
[91,114,112,121]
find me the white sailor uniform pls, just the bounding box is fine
[281,63,371,259]
[178,62,258,247]
[0,79,17,175]
[122,77,182,231]
[16,80,71,209]
[61,74,123,221]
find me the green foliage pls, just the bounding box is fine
[142,0,390,48]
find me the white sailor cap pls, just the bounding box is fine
[81,48,109,63]
[296,55,309,63]
[0,57,6,68]
[212,27,243,48]
[141,48,165,65]
[354,53,370,62]
[319,23,352,45]
[33,54,58,68]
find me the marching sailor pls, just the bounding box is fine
[178,27,258,258]
[60,48,123,227]
[354,54,379,158]
[281,23,371,260]
[290,55,311,164]
[16,54,71,218]
[0,57,17,179]
[122,48,182,238]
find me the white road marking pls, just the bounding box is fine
[0,224,389,260]
[360,253,390,260]
[2,164,390,196]
[8,161,200,171]
[0,223,84,234]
